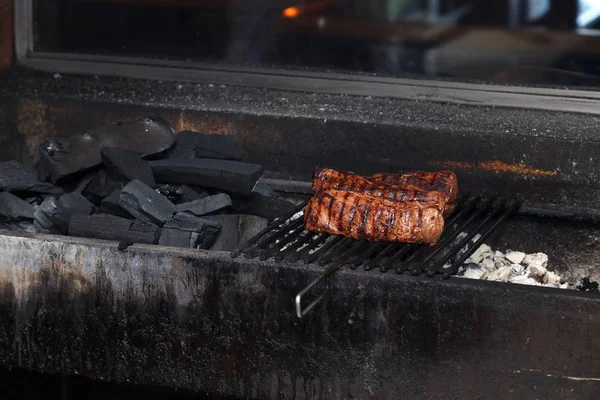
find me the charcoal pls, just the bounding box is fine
[188,185,210,198]
[83,170,124,203]
[197,224,220,249]
[68,214,158,244]
[195,132,241,160]
[165,131,241,161]
[118,241,134,251]
[100,189,131,218]
[158,228,194,248]
[204,214,267,251]
[159,212,221,249]
[101,147,156,187]
[150,158,263,195]
[155,184,206,204]
[71,171,98,194]
[232,192,295,221]
[34,197,68,233]
[176,193,232,216]
[0,192,35,221]
[5,220,37,233]
[164,130,198,159]
[179,185,207,203]
[23,195,44,208]
[0,161,61,194]
[253,181,279,198]
[155,184,182,203]
[59,192,95,216]
[37,117,175,183]
[119,179,176,226]
[34,193,94,234]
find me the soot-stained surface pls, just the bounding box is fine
[2,68,600,143]
[3,68,600,210]
[0,231,598,399]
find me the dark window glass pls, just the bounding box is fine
[32,0,600,88]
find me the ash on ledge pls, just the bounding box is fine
[458,242,599,292]
[0,117,297,252]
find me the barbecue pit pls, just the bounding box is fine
[0,70,599,399]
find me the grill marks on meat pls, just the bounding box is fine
[304,190,444,244]
[312,168,447,212]
[369,170,458,205]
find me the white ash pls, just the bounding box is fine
[458,245,568,289]
[505,251,526,264]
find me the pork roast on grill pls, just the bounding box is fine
[304,189,444,244]
[312,168,457,216]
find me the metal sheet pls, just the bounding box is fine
[0,231,598,399]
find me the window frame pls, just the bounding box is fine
[14,0,600,116]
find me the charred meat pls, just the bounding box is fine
[312,168,447,212]
[304,189,444,244]
[368,170,458,205]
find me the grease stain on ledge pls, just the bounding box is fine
[431,160,558,177]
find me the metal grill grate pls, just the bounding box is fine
[233,195,522,317]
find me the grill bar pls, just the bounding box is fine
[235,195,520,317]
[445,199,523,276]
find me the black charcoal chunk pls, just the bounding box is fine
[253,181,279,198]
[68,214,158,244]
[0,192,35,220]
[165,131,241,161]
[165,212,220,231]
[159,212,221,249]
[101,147,156,187]
[172,212,221,249]
[150,158,263,195]
[179,185,207,203]
[158,228,194,248]
[34,197,67,233]
[23,196,44,207]
[154,184,207,204]
[37,117,175,183]
[59,192,95,216]
[5,220,37,233]
[195,132,241,160]
[118,241,134,251]
[71,171,98,194]
[197,224,221,249]
[0,161,61,194]
[188,185,210,198]
[176,193,232,216]
[119,179,175,226]
[34,193,95,234]
[204,214,267,251]
[232,192,296,221]
[164,131,199,159]
[82,170,124,203]
[100,189,131,218]
[155,184,181,203]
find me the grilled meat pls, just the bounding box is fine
[369,170,458,205]
[304,189,444,244]
[312,168,447,212]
